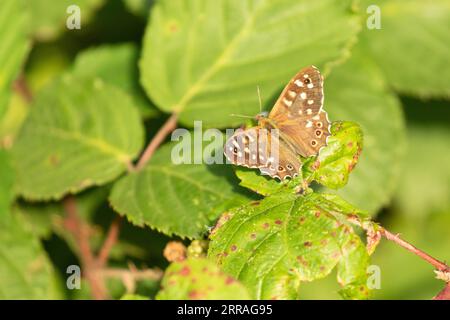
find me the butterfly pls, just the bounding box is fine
[224,66,331,180]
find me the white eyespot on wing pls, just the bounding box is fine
[244,147,250,153]
[252,154,257,160]
[312,115,320,120]
[307,83,314,89]
[232,140,240,148]
[300,92,306,99]
[288,90,297,98]
[306,120,313,128]
[303,74,309,78]
[306,109,312,115]
[237,151,243,157]
[298,109,303,115]
[307,99,314,105]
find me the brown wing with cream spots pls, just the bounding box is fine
[223,127,301,180]
[268,66,331,157]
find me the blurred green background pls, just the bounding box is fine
[0,0,449,299]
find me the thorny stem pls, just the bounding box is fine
[63,196,108,300]
[63,197,163,299]
[379,228,449,273]
[135,113,178,171]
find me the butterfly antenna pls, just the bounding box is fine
[229,113,254,119]
[257,85,262,113]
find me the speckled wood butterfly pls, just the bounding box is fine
[224,66,331,180]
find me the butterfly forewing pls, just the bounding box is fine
[269,66,330,157]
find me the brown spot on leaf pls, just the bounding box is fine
[304,241,312,247]
[230,245,237,252]
[250,201,260,206]
[275,219,282,225]
[297,256,309,266]
[315,211,321,218]
[299,217,306,224]
[188,290,201,299]
[262,222,270,229]
[225,276,235,285]
[179,266,190,276]
[250,233,257,239]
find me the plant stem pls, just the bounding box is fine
[97,216,122,267]
[434,283,450,300]
[135,113,178,170]
[63,196,108,300]
[379,227,449,273]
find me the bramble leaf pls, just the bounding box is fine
[109,143,251,239]
[140,0,360,127]
[306,121,363,189]
[0,150,15,219]
[72,43,158,118]
[0,215,59,299]
[208,192,370,299]
[0,0,30,119]
[12,75,144,200]
[157,258,251,300]
[361,0,450,98]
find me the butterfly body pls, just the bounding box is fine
[224,66,331,180]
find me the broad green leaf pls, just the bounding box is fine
[0,0,30,119]
[361,0,450,98]
[157,258,251,300]
[325,44,406,213]
[110,142,250,239]
[308,121,363,189]
[72,43,158,118]
[0,91,29,148]
[0,150,14,219]
[0,215,58,299]
[208,192,370,299]
[27,0,104,41]
[235,167,291,197]
[140,0,360,127]
[12,75,144,200]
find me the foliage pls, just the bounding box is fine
[0,0,448,300]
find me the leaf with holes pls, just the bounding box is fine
[0,0,30,119]
[157,257,251,300]
[306,121,363,189]
[12,75,144,200]
[361,0,450,98]
[140,0,360,127]
[109,142,251,239]
[208,192,370,300]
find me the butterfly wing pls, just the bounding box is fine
[269,65,331,157]
[224,127,301,180]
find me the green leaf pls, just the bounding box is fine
[308,121,363,189]
[235,167,290,196]
[72,43,158,118]
[0,215,58,299]
[123,0,153,18]
[157,257,251,300]
[0,150,15,219]
[140,0,360,127]
[26,0,104,41]
[208,192,370,299]
[0,0,30,119]
[325,44,406,213]
[110,142,250,239]
[12,75,144,200]
[361,0,450,98]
